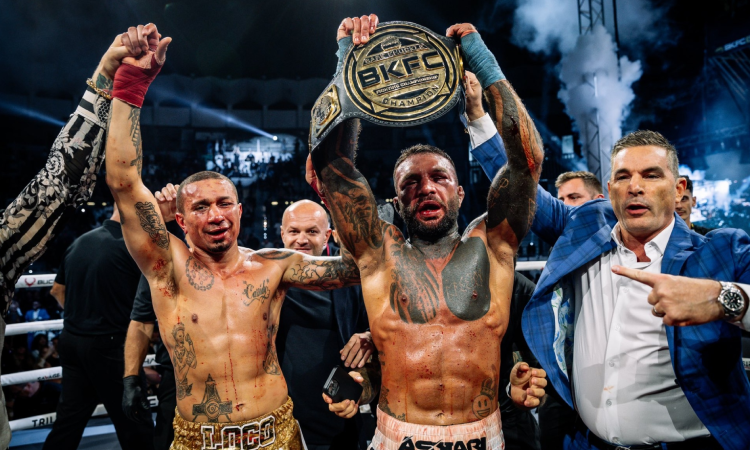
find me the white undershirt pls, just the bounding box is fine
[572,219,711,445]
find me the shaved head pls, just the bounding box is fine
[280,200,332,256]
[282,200,330,228]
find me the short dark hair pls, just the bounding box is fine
[392,144,457,190]
[554,171,603,196]
[611,130,679,179]
[681,174,694,193]
[176,171,238,213]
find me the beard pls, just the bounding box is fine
[402,196,460,241]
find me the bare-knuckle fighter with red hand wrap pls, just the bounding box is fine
[113,52,164,108]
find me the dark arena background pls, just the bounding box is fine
[1,0,749,448]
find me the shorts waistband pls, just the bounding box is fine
[171,397,301,450]
[375,407,503,446]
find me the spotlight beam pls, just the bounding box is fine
[150,88,276,139]
[0,101,66,127]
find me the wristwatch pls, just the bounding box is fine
[718,282,746,321]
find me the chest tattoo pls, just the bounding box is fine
[388,237,491,324]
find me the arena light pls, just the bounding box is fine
[0,101,66,127]
[149,87,276,139]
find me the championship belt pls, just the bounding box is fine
[309,21,464,151]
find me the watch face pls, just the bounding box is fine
[724,291,744,312]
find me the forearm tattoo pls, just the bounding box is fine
[95,73,113,91]
[287,254,360,289]
[356,357,381,405]
[185,256,215,291]
[484,80,544,245]
[311,120,384,256]
[134,201,169,249]
[128,108,143,175]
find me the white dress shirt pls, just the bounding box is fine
[572,219,711,445]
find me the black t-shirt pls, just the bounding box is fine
[56,220,141,335]
[276,287,346,445]
[131,275,173,368]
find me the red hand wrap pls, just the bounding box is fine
[113,54,163,108]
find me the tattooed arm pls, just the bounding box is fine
[310,120,387,265]
[106,27,175,280]
[255,247,361,291]
[483,80,544,253]
[0,36,128,315]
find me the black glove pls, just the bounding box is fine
[122,375,152,425]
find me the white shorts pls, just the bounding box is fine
[368,407,505,450]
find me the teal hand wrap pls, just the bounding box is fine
[334,36,352,75]
[460,32,505,89]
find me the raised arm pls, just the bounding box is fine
[448,25,544,254]
[483,79,544,251]
[106,24,175,279]
[0,42,129,314]
[308,119,387,265]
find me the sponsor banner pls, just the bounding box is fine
[715,35,750,53]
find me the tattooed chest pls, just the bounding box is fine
[388,237,491,324]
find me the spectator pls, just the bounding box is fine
[24,301,50,350]
[277,200,374,450]
[554,171,605,206]
[11,381,61,419]
[676,175,715,235]
[29,334,52,369]
[6,301,23,325]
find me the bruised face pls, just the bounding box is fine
[176,179,242,254]
[394,153,464,241]
[608,146,685,243]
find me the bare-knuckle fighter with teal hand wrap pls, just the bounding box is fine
[335,28,504,88]
[460,32,505,88]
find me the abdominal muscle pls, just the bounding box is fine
[372,309,504,426]
[160,298,289,423]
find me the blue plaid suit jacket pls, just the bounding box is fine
[473,134,750,449]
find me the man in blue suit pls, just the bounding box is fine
[462,62,750,448]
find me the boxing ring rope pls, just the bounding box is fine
[9,274,166,431]
[1,355,159,387]
[9,396,159,431]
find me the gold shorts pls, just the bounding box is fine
[171,397,303,450]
